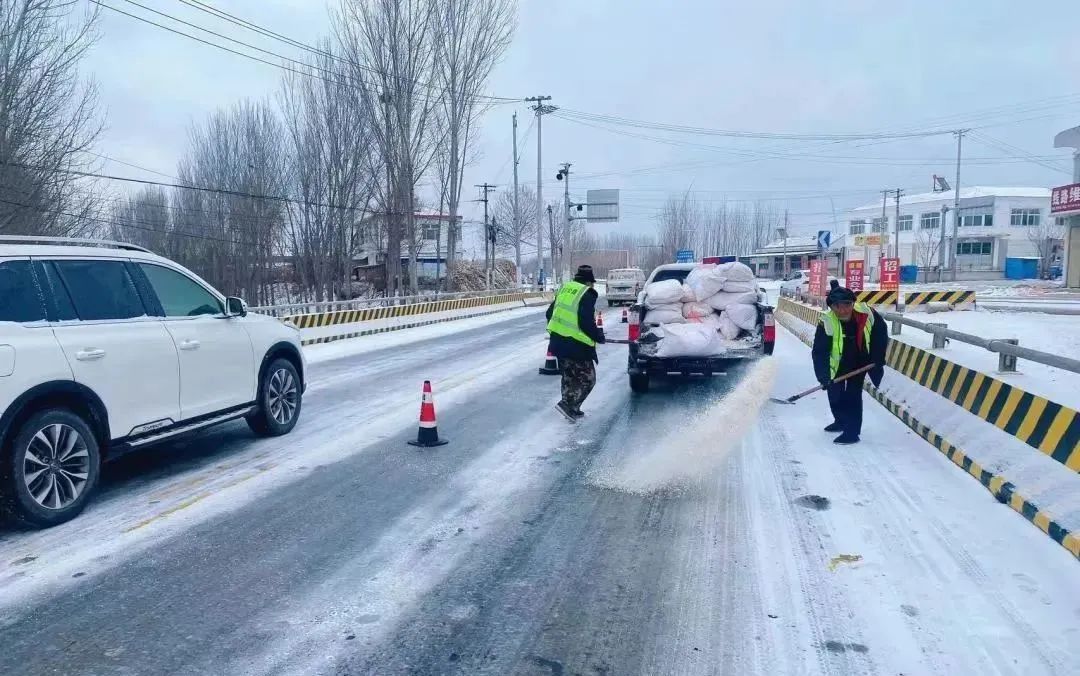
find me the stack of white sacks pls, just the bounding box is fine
[640,262,759,357]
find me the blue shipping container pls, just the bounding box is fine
[899,265,919,283]
[1005,257,1039,279]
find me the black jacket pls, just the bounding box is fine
[545,286,605,363]
[812,307,887,387]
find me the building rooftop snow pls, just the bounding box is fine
[852,186,1050,212]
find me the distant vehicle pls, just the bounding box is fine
[780,269,838,294]
[626,263,774,393]
[605,267,647,306]
[0,236,305,528]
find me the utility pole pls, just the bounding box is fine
[938,205,949,282]
[511,112,521,287]
[557,162,572,284]
[782,210,789,278]
[893,188,904,261]
[951,129,967,281]
[526,95,555,287]
[878,189,889,283]
[476,183,495,289]
[546,204,555,286]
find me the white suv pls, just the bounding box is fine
[0,236,305,528]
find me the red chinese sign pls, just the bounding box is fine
[880,257,900,291]
[1051,183,1080,215]
[809,259,828,297]
[845,260,864,292]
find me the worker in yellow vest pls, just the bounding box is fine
[546,265,606,422]
[812,286,886,444]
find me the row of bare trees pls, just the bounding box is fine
[655,191,780,262]
[0,0,516,302]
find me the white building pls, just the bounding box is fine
[353,210,464,286]
[844,187,1057,280]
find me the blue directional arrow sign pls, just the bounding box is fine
[817,230,831,251]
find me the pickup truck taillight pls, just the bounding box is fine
[763,311,776,343]
[627,313,640,342]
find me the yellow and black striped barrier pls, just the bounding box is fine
[886,341,1080,471]
[283,292,542,330]
[904,289,976,309]
[856,290,898,306]
[774,296,1080,560]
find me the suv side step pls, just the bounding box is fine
[114,405,258,453]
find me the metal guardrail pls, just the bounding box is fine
[780,287,1080,375]
[249,288,536,317]
[881,309,1080,375]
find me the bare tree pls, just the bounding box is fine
[337,0,443,295]
[914,226,939,283]
[492,182,535,276]
[1026,216,1066,279]
[280,42,377,302]
[109,186,172,254]
[0,0,102,236]
[431,0,515,278]
[174,100,288,305]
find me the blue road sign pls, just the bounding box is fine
[675,249,694,263]
[817,230,831,251]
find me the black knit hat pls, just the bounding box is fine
[574,265,596,284]
[827,286,856,306]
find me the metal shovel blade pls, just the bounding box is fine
[768,396,797,405]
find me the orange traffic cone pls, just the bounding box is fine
[538,350,560,375]
[408,380,448,447]
[596,311,604,328]
[620,308,628,323]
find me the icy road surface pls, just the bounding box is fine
[0,304,1078,675]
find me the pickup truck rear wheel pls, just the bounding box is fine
[629,373,650,393]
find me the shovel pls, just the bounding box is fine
[769,363,876,405]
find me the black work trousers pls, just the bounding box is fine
[827,374,865,437]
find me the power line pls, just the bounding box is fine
[94,0,515,108]
[163,0,518,105]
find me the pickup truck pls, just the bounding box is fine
[626,263,775,392]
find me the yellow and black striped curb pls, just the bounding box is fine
[904,290,976,308]
[299,301,545,346]
[857,290,898,305]
[284,292,545,329]
[774,301,1080,561]
[776,298,1080,472]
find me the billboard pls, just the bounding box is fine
[1051,183,1080,215]
[585,189,619,222]
[880,257,900,291]
[809,259,828,297]
[845,260,864,292]
[853,233,889,247]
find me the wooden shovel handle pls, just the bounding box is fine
[790,363,876,401]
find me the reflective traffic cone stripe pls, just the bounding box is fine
[408,380,448,447]
[596,311,604,328]
[621,308,628,323]
[539,350,560,375]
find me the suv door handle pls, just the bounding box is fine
[178,339,201,351]
[75,348,106,361]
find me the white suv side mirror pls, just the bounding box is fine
[225,297,247,317]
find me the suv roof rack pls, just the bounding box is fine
[0,235,152,253]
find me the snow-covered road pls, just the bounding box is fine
[0,304,1077,675]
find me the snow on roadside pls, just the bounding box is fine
[776,304,1080,535]
[888,309,1080,410]
[303,306,547,364]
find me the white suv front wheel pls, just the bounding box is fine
[246,358,302,437]
[1,409,101,528]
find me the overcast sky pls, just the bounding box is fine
[84,0,1080,256]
